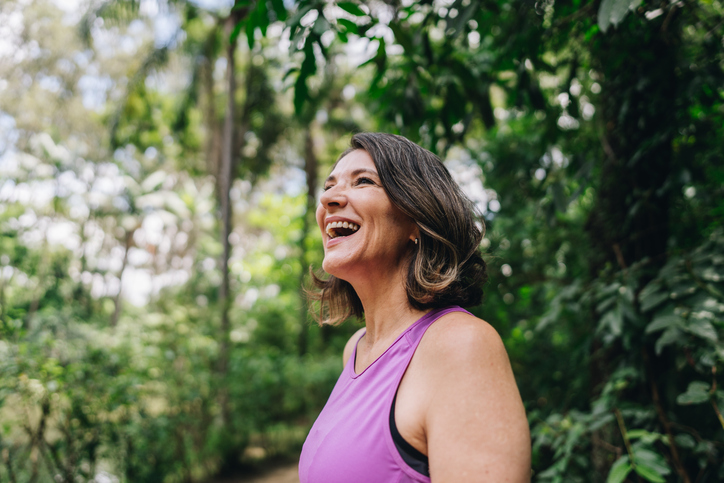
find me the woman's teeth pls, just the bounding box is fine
[326,221,360,239]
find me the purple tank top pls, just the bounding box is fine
[298,306,469,483]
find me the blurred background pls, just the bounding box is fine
[0,0,722,481]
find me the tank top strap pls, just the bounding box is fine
[404,306,471,350]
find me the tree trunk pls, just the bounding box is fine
[0,266,7,331]
[200,29,222,198]
[587,21,676,277]
[110,229,134,327]
[25,236,49,329]
[217,18,237,427]
[298,128,318,355]
[586,14,680,478]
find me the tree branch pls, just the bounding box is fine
[614,408,644,483]
[642,347,692,482]
[650,377,691,482]
[2,445,18,483]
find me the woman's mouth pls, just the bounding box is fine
[325,221,360,239]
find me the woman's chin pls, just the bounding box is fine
[322,256,360,281]
[321,261,347,280]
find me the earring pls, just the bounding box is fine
[414,238,419,245]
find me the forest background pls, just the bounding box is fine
[0,0,722,482]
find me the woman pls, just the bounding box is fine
[299,133,530,482]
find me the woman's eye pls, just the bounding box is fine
[323,185,333,191]
[355,177,374,186]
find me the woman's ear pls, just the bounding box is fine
[409,226,420,245]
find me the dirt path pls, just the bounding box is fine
[215,463,299,483]
[243,464,299,483]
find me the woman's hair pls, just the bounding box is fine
[309,132,487,325]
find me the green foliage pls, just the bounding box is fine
[607,455,632,483]
[2,0,723,481]
[529,231,724,481]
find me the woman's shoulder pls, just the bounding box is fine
[342,327,366,367]
[414,310,514,395]
[422,310,506,363]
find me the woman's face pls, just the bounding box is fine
[316,149,418,281]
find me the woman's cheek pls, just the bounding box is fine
[315,204,326,234]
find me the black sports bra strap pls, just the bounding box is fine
[389,393,430,477]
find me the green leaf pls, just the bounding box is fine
[645,315,682,334]
[639,280,661,299]
[598,307,623,338]
[626,430,662,443]
[633,463,666,483]
[674,433,696,449]
[619,298,638,324]
[597,282,622,300]
[337,18,358,35]
[337,1,366,16]
[313,16,330,36]
[676,381,711,405]
[699,267,724,282]
[640,291,669,313]
[670,283,698,299]
[389,22,413,54]
[293,40,317,115]
[359,37,387,72]
[282,67,299,81]
[655,327,681,355]
[633,448,670,475]
[537,458,567,478]
[256,0,270,37]
[287,4,313,27]
[270,0,287,22]
[596,295,617,314]
[553,182,567,212]
[229,21,244,44]
[607,456,631,483]
[685,319,718,342]
[294,74,307,116]
[231,0,251,10]
[598,0,642,33]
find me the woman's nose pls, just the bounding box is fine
[319,184,347,209]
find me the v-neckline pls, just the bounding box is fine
[350,308,438,378]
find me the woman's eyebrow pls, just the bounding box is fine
[324,169,379,184]
[351,168,379,177]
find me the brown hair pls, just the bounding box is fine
[309,133,487,325]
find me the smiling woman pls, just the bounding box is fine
[299,133,531,482]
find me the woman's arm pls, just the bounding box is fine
[421,313,531,482]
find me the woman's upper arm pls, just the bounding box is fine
[342,328,366,367]
[423,315,531,482]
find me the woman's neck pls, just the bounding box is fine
[351,268,428,351]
